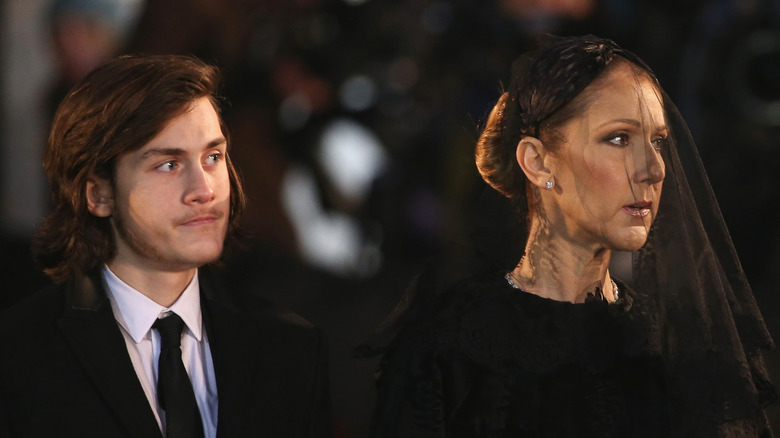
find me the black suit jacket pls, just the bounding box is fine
[0,269,332,437]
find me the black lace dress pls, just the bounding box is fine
[369,273,772,437]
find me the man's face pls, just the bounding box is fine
[100,97,231,273]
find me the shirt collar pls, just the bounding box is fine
[102,266,204,344]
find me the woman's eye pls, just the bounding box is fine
[156,161,178,172]
[652,136,667,151]
[606,133,629,147]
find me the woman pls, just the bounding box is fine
[367,35,775,437]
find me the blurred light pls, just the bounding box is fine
[281,166,382,277]
[386,57,419,91]
[339,75,377,112]
[279,92,311,131]
[50,0,144,37]
[342,0,370,5]
[421,1,453,34]
[318,118,388,206]
[281,167,360,275]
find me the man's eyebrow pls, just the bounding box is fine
[139,138,227,159]
[205,137,227,149]
[140,148,186,159]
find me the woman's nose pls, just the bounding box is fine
[633,141,665,185]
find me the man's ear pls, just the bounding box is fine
[516,136,553,189]
[86,176,114,218]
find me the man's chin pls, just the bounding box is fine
[170,243,224,270]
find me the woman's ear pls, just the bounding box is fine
[516,136,553,189]
[86,176,114,217]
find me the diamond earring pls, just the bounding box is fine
[545,180,554,190]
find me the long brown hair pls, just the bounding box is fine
[33,54,246,282]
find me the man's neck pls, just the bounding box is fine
[106,261,196,308]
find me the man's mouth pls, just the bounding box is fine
[180,209,224,226]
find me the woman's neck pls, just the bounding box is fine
[508,215,616,303]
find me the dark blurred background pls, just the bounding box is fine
[1,0,778,435]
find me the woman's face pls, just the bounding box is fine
[542,63,666,252]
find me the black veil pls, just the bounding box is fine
[632,91,776,433]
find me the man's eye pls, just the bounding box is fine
[205,153,222,165]
[157,161,178,172]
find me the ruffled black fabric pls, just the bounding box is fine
[370,273,669,437]
[369,274,772,437]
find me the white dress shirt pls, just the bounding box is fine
[102,266,218,438]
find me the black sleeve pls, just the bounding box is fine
[308,327,334,438]
[369,328,448,438]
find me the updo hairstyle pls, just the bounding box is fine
[475,35,658,200]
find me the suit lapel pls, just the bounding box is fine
[57,272,163,438]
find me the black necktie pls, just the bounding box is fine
[153,313,205,438]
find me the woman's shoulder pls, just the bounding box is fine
[379,272,664,373]
[405,271,523,333]
[373,272,514,378]
[378,272,566,367]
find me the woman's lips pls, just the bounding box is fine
[622,200,652,217]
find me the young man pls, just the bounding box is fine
[0,55,332,437]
